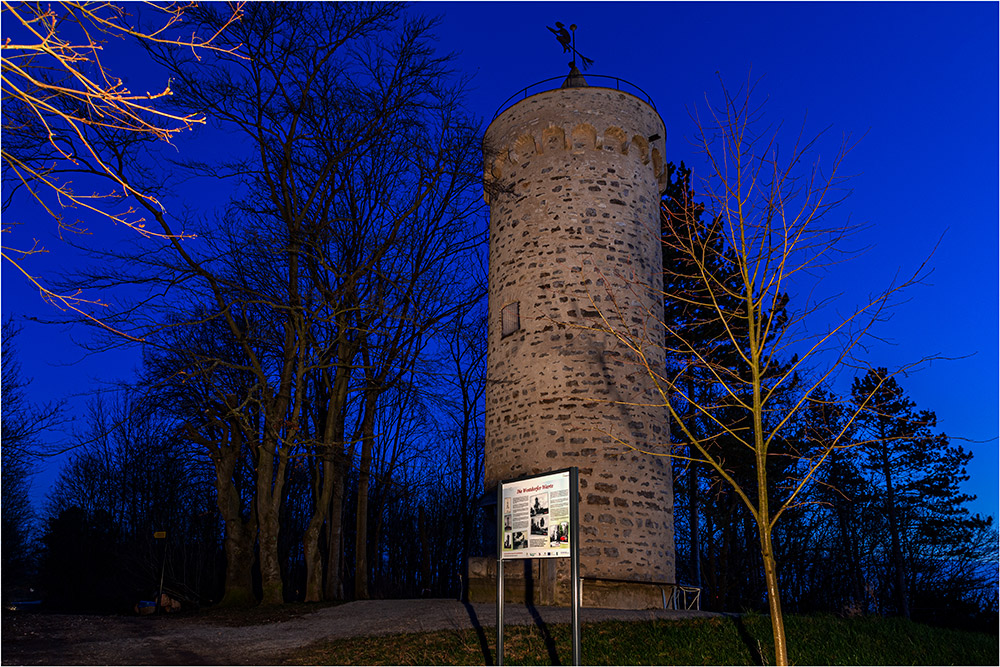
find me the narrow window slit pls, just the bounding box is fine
[501,302,520,338]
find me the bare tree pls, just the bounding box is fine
[1,321,62,602]
[65,3,482,604]
[43,388,220,608]
[126,3,423,605]
[589,78,928,665]
[45,1,482,605]
[149,319,260,607]
[439,303,487,600]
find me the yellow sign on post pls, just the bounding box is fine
[153,531,167,539]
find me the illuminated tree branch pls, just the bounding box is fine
[1,1,244,335]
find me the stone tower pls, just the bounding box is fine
[480,67,675,609]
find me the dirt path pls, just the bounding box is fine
[2,600,717,665]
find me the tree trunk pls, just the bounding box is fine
[834,486,864,613]
[317,331,356,603]
[849,521,864,612]
[256,511,283,604]
[216,445,255,607]
[753,356,787,666]
[705,512,718,610]
[257,310,301,606]
[256,438,286,605]
[324,461,347,600]
[305,349,352,602]
[720,496,735,608]
[759,525,788,666]
[689,465,701,588]
[354,388,378,600]
[372,492,385,597]
[419,505,431,594]
[881,451,910,618]
[219,515,256,607]
[303,451,336,602]
[687,365,701,588]
[184,420,255,607]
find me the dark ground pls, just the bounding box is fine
[1,599,718,665]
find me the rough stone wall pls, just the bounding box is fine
[484,87,675,585]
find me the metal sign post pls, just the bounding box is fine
[496,467,580,666]
[496,481,505,666]
[570,466,580,664]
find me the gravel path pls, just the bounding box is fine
[2,600,718,665]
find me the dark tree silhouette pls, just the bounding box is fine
[851,368,994,620]
[1,321,62,604]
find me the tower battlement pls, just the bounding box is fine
[484,86,668,205]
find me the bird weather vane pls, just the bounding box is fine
[547,22,594,70]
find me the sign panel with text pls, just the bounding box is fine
[495,467,580,665]
[499,469,571,560]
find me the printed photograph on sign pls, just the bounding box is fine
[551,521,569,547]
[512,531,528,550]
[530,493,549,517]
[530,492,549,536]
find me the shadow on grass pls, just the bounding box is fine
[526,603,560,665]
[462,600,493,665]
[524,561,560,665]
[731,614,765,666]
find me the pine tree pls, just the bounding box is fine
[851,368,993,619]
[851,368,921,617]
[661,162,714,591]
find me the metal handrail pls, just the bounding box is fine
[492,74,657,119]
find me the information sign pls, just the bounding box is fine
[499,469,571,559]
[496,467,580,666]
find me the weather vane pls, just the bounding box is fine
[547,22,594,70]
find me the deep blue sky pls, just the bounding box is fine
[4,2,997,521]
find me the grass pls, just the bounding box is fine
[282,613,998,665]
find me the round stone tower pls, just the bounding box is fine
[481,68,675,609]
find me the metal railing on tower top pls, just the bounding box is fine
[492,74,657,120]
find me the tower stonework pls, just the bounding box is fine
[479,75,675,609]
